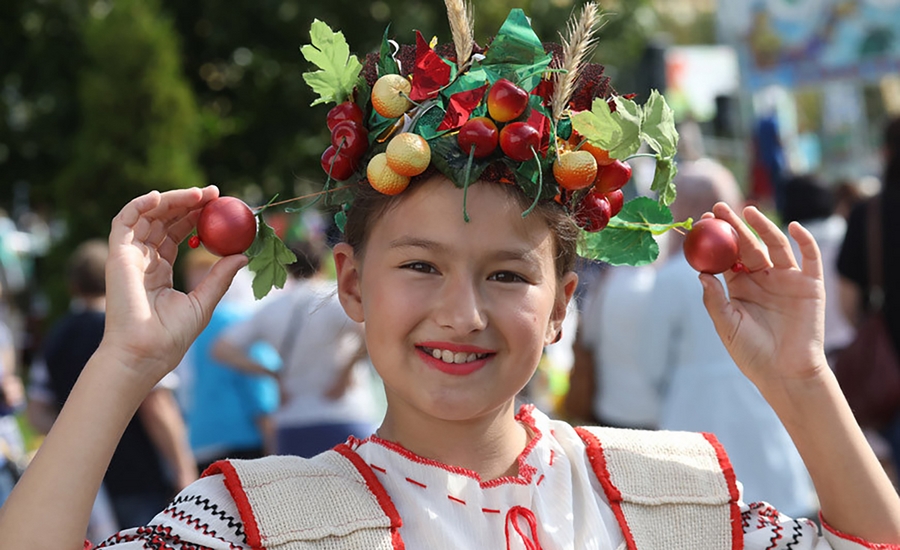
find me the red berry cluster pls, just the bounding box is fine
[321,101,368,181]
[457,79,540,163]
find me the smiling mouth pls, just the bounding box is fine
[418,346,491,365]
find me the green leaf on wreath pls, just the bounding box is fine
[606,196,673,233]
[301,20,363,106]
[651,157,678,206]
[640,90,678,158]
[570,98,641,160]
[429,134,490,187]
[608,96,642,159]
[378,25,399,76]
[246,219,297,299]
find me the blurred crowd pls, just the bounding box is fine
[1,116,899,541]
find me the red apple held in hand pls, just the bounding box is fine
[683,218,741,274]
[457,117,499,158]
[326,101,365,131]
[594,159,633,193]
[330,120,368,159]
[196,197,257,257]
[499,122,541,162]
[487,79,529,122]
[574,191,612,232]
[320,145,359,181]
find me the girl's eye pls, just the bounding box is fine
[489,271,527,283]
[401,262,437,274]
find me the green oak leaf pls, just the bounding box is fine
[570,97,642,161]
[246,218,297,300]
[651,157,678,206]
[301,19,362,106]
[641,90,678,158]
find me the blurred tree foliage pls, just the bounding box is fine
[1,0,664,322]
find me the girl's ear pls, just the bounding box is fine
[546,271,579,346]
[333,243,365,323]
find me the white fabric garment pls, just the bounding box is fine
[579,265,660,428]
[789,215,855,354]
[93,406,888,550]
[640,253,818,517]
[220,278,376,428]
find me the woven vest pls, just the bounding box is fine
[207,427,741,550]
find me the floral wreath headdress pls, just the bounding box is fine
[243,1,692,299]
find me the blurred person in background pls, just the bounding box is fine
[564,263,660,429]
[837,116,900,480]
[0,270,25,507]
[25,239,197,532]
[780,174,855,367]
[213,240,378,458]
[639,158,818,518]
[179,248,280,472]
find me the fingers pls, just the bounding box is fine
[189,254,248,322]
[112,187,218,247]
[698,273,737,346]
[712,202,771,272]
[788,221,824,280]
[742,206,797,269]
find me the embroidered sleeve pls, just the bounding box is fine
[91,474,248,549]
[742,501,900,550]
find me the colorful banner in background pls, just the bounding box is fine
[718,0,900,90]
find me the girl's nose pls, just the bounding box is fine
[434,276,487,333]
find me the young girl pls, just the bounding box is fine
[3,5,900,549]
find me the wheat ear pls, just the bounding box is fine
[444,0,474,71]
[551,2,603,121]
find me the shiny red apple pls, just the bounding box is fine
[594,160,632,194]
[683,218,741,274]
[457,117,499,158]
[326,101,365,131]
[574,191,612,232]
[499,122,541,162]
[196,197,258,257]
[487,79,529,122]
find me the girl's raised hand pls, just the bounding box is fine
[699,202,829,390]
[102,186,247,386]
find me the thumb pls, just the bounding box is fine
[191,254,249,320]
[699,273,736,345]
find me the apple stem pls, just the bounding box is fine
[461,145,476,223]
[253,185,355,211]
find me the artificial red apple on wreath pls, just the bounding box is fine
[683,217,741,275]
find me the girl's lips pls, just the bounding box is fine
[415,347,493,376]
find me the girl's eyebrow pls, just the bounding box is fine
[388,236,541,264]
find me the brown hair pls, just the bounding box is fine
[342,174,579,278]
[67,239,108,298]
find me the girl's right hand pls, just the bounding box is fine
[101,186,247,386]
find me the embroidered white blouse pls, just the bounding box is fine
[93,406,894,550]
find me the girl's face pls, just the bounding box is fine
[334,177,577,424]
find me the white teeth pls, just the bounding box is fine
[424,347,487,364]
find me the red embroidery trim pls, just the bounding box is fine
[358,404,542,489]
[334,444,406,550]
[483,508,501,514]
[504,506,543,550]
[821,512,900,549]
[448,495,467,505]
[548,449,556,466]
[701,432,744,550]
[574,427,636,550]
[371,464,387,474]
[536,474,545,486]
[405,477,427,488]
[203,460,265,550]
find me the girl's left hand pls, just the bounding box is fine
[699,203,829,389]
